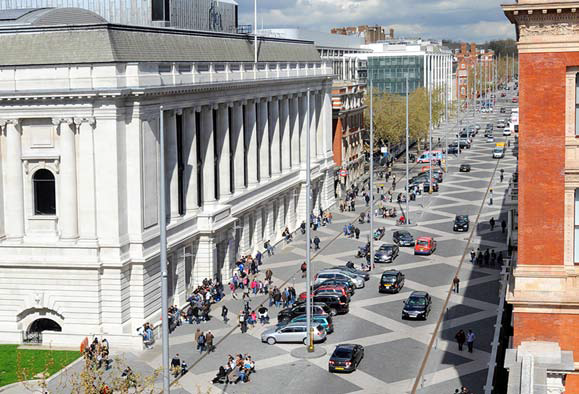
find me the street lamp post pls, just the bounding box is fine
[369,79,375,271]
[158,107,170,393]
[444,73,448,172]
[405,75,410,223]
[305,89,313,352]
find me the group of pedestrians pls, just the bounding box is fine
[82,337,110,370]
[212,354,256,385]
[268,286,297,309]
[454,329,476,353]
[194,328,215,354]
[470,247,504,268]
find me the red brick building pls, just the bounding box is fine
[455,42,495,100]
[332,81,366,196]
[503,0,579,391]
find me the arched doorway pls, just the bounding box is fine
[24,318,62,344]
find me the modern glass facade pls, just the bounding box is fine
[367,56,424,94]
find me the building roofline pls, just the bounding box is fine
[0,21,317,46]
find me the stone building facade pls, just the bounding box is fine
[0,8,335,349]
[503,0,579,391]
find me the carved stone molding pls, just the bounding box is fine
[520,22,579,37]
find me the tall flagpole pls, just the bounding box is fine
[305,89,313,352]
[254,0,258,64]
[405,75,410,223]
[369,79,375,271]
[159,107,170,393]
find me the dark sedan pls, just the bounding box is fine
[328,344,364,373]
[393,230,415,246]
[453,215,469,232]
[459,164,471,172]
[374,244,399,263]
[402,291,432,320]
[447,144,459,154]
[379,270,405,293]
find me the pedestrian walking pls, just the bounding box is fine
[500,169,504,183]
[205,330,215,353]
[354,227,360,240]
[489,217,496,231]
[265,268,273,282]
[489,188,494,206]
[239,312,247,333]
[466,330,476,353]
[301,261,307,278]
[455,329,466,351]
[484,249,490,266]
[364,194,370,207]
[501,219,507,234]
[313,236,320,250]
[470,249,476,264]
[197,331,206,353]
[453,276,460,293]
[221,305,228,323]
[264,240,274,256]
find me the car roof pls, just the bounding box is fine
[455,215,468,219]
[335,344,358,350]
[382,269,400,275]
[379,244,395,248]
[410,291,429,297]
[395,230,411,235]
[416,236,432,241]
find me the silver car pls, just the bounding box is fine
[261,323,327,345]
[315,270,365,288]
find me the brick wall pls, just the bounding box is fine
[514,312,579,361]
[567,375,579,394]
[333,117,343,167]
[518,52,579,265]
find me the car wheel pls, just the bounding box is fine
[329,308,337,316]
[303,338,309,345]
[267,337,276,345]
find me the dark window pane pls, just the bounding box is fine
[33,169,56,215]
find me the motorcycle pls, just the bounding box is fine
[373,227,386,240]
[356,244,370,258]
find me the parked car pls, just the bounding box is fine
[374,244,400,263]
[453,215,469,232]
[393,230,415,246]
[312,294,349,315]
[486,135,495,143]
[313,279,355,296]
[299,286,351,302]
[402,291,432,320]
[277,303,333,323]
[414,236,437,255]
[379,270,405,294]
[335,265,370,281]
[459,164,471,172]
[261,322,326,345]
[281,315,334,334]
[314,270,365,289]
[418,169,443,183]
[328,344,364,373]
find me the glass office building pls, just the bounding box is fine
[367,56,424,94]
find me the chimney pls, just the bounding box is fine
[389,28,394,39]
[461,42,467,54]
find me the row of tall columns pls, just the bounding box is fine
[158,89,329,218]
[2,120,24,240]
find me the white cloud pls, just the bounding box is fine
[239,0,515,42]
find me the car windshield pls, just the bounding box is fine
[417,240,429,246]
[379,245,393,252]
[333,348,353,358]
[382,275,397,282]
[407,297,426,306]
[399,232,411,239]
[494,148,503,153]
[456,216,467,223]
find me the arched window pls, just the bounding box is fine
[33,169,56,215]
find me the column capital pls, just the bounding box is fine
[73,117,96,127]
[52,117,74,126]
[175,108,184,116]
[1,118,19,127]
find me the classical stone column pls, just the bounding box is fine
[309,91,317,160]
[183,108,198,213]
[55,118,79,240]
[257,99,270,181]
[299,94,307,164]
[268,97,281,176]
[323,89,333,158]
[280,96,291,172]
[216,104,231,198]
[75,117,97,241]
[200,105,216,205]
[316,91,324,158]
[290,95,300,167]
[165,110,180,218]
[230,102,245,193]
[3,119,24,240]
[244,100,259,186]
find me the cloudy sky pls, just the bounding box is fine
[237,0,515,43]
